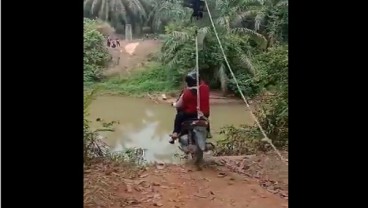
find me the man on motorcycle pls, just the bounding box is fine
[169,71,210,144]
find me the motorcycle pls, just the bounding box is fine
[176,118,215,165]
[171,92,215,165]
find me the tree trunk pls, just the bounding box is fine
[219,64,228,96]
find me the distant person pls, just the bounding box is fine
[116,38,120,47]
[107,38,111,47]
[111,40,116,48]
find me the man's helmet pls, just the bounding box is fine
[185,70,200,87]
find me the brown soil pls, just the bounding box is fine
[84,153,288,208]
[104,39,162,77]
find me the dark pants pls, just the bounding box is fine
[173,111,210,134]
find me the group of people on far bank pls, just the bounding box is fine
[107,36,120,48]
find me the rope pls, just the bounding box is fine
[203,0,287,164]
[195,29,202,119]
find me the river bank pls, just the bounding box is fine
[84,151,288,208]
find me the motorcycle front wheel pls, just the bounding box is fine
[192,148,203,165]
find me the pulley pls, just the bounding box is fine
[182,0,205,20]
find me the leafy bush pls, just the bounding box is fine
[215,125,265,156]
[98,62,179,95]
[227,71,261,98]
[84,18,111,83]
[216,44,288,155]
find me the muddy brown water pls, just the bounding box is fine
[88,96,253,163]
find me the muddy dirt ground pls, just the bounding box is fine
[84,152,288,208]
[104,39,161,77]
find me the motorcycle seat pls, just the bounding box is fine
[181,119,209,129]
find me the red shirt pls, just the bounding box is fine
[182,81,210,115]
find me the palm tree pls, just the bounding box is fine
[83,0,150,35]
[160,0,288,94]
[145,0,191,33]
[231,0,288,47]
[83,0,193,35]
[160,0,269,94]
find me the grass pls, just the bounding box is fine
[86,62,180,96]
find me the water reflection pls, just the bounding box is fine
[89,96,252,163]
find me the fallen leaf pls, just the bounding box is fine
[139,174,149,178]
[126,184,133,193]
[217,172,226,178]
[194,194,207,198]
[152,182,160,186]
[153,202,163,207]
[134,186,142,192]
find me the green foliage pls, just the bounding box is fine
[252,45,289,147]
[228,44,288,98]
[107,148,146,165]
[254,45,288,90]
[84,0,147,25]
[98,62,178,95]
[259,92,288,148]
[83,0,190,36]
[218,44,288,154]
[159,0,278,92]
[188,0,288,154]
[147,0,191,33]
[84,18,111,83]
[157,0,289,94]
[215,125,265,156]
[227,71,260,98]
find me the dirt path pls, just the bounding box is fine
[85,153,288,208]
[129,165,287,208]
[104,39,162,77]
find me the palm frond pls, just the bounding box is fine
[231,10,258,26]
[171,31,192,41]
[232,27,267,49]
[197,27,210,47]
[127,0,147,18]
[276,0,288,7]
[215,16,231,31]
[239,53,256,76]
